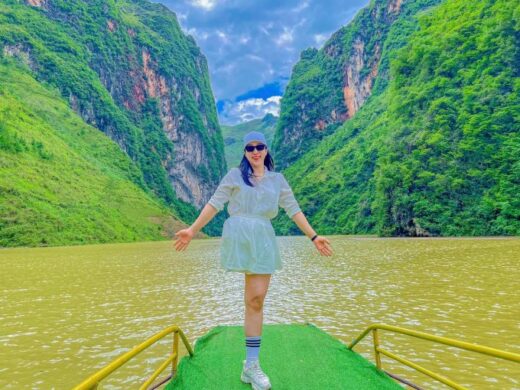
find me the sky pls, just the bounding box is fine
[153,0,369,125]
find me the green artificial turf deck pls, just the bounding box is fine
[166,323,403,389]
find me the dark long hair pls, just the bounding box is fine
[239,151,275,187]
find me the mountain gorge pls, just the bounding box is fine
[272,0,519,237]
[1,0,518,247]
[0,0,226,246]
[272,0,442,169]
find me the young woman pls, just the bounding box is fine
[174,131,333,390]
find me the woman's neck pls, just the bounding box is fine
[252,166,265,176]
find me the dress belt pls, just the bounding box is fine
[231,213,270,221]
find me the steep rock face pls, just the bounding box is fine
[121,43,219,207]
[0,60,198,248]
[273,0,440,169]
[2,44,35,68]
[341,0,402,118]
[2,0,225,212]
[342,38,380,120]
[272,0,519,237]
[25,0,47,7]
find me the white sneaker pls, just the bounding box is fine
[241,359,272,390]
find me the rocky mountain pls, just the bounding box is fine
[0,60,206,247]
[272,0,441,169]
[0,0,227,246]
[221,114,277,168]
[272,0,519,237]
[1,0,226,209]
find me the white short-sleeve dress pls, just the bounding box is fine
[207,167,302,274]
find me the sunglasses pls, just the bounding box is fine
[244,144,267,152]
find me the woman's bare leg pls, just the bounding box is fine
[244,273,272,336]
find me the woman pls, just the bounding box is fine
[174,131,333,390]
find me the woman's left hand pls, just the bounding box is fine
[313,236,333,256]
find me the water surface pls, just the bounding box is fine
[1,236,519,389]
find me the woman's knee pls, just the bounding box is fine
[245,294,265,311]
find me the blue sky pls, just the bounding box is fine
[153,0,369,124]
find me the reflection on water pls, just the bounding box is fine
[1,236,519,389]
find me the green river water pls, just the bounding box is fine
[1,236,519,389]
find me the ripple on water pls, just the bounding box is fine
[0,236,519,388]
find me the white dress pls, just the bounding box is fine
[207,167,302,274]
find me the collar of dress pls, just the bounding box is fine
[258,169,275,177]
[251,169,274,183]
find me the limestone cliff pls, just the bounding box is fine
[271,0,519,237]
[272,0,441,169]
[1,0,226,219]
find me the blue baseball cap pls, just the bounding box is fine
[243,131,268,149]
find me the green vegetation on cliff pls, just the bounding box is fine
[272,0,442,169]
[0,0,226,246]
[0,60,186,247]
[274,0,519,236]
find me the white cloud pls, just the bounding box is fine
[177,11,188,21]
[190,0,218,10]
[266,96,281,104]
[219,96,281,125]
[259,26,271,36]
[156,0,368,100]
[216,29,229,43]
[275,26,294,46]
[313,33,328,47]
[186,27,210,40]
[239,35,251,45]
[274,18,307,47]
[214,63,236,74]
[291,1,309,13]
[245,54,265,62]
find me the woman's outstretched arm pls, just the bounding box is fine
[278,173,333,257]
[291,211,333,256]
[191,203,219,234]
[174,203,218,251]
[174,169,236,251]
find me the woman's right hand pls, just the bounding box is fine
[174,227,195,251]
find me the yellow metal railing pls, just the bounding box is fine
[73,325,194,390]
[348,323,520,390]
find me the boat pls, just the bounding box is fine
[73,322,520,389]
